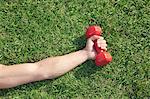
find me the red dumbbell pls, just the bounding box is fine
[86,26,112,66]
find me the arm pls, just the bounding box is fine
[0,50,88,89]
[0,36,107,89]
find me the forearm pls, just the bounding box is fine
[36,49,88,79]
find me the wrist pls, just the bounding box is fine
[80,49,89,60]
[83,47,97,60]
[82,49,90,60]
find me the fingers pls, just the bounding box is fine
[97,37,107,50]
[87,35,107,50]
[97,38,106,44]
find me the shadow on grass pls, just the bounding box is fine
[74,60,104,80]
[72,35,86,50]
[72,35,104,79]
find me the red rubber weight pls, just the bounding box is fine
[86,26,112,66]
[86,26,102,38]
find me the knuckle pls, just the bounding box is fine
[103,40,106,43]
[100,37,104,40]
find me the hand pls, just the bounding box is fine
[84,35,107,60]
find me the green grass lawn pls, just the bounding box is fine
[0,0,150,98]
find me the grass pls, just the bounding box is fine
[0,0,150,98]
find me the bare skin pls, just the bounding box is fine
[0,35,107,89]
